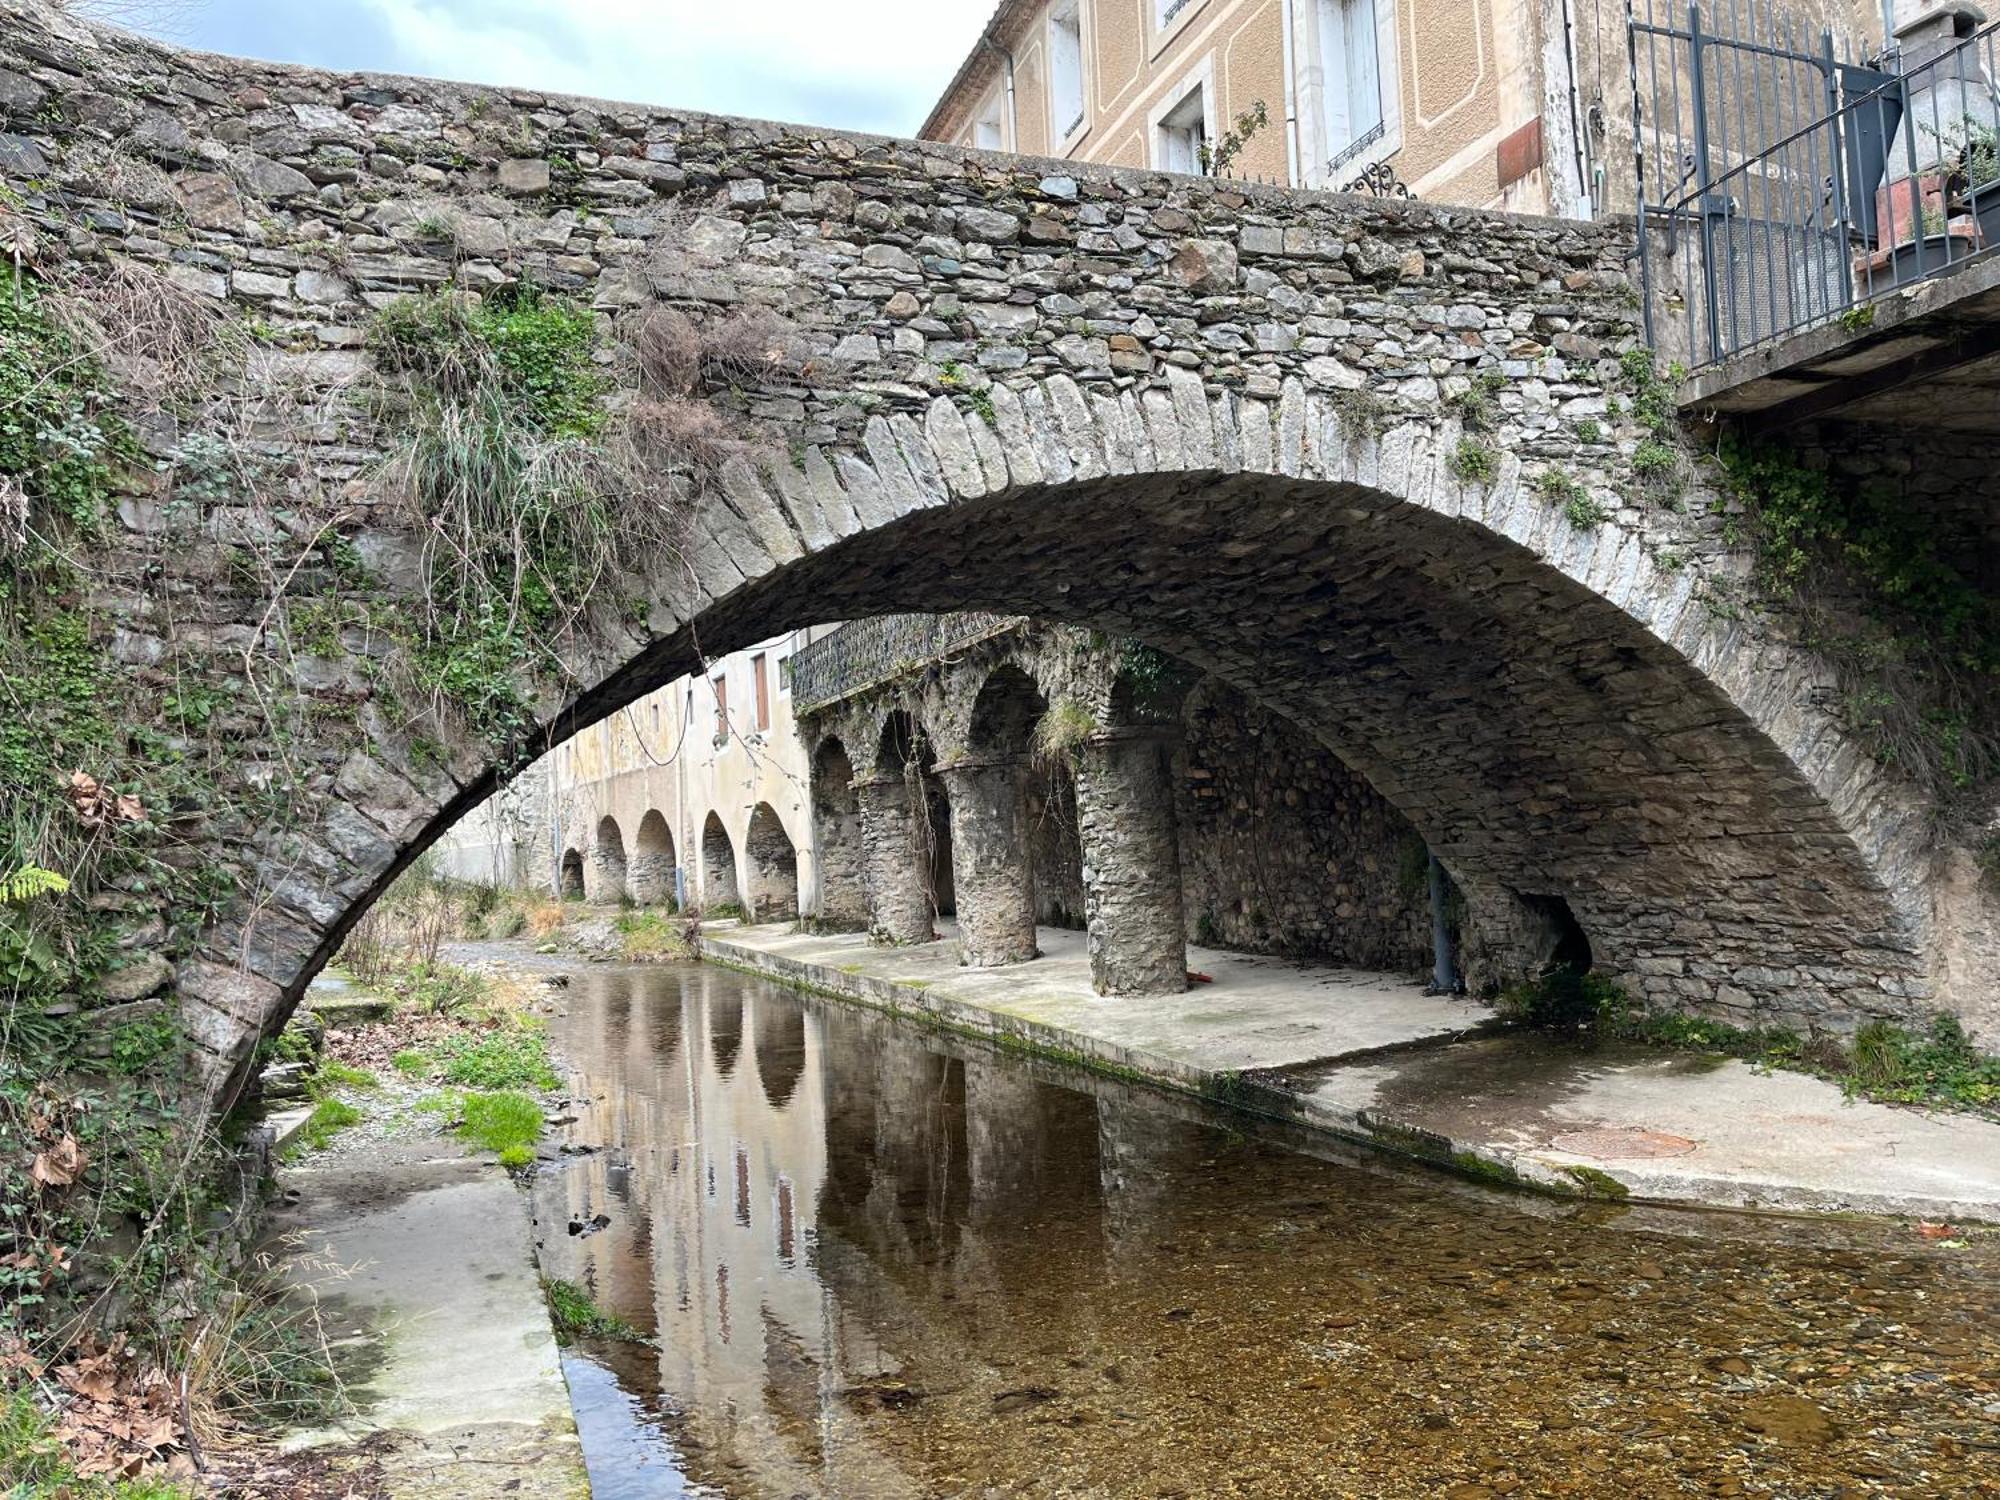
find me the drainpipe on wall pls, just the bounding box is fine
[1280,0,1303,187]
[1556,0,1592,216]
[1425,851,1461,995]
[980,21,1019,152]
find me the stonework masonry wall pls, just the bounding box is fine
[0,1,1988,1104]
[1177,678,1433,973]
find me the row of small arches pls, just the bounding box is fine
[561,804,803,919]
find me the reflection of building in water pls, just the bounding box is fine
[544,968,931,1497]
[542,968,1164,1496]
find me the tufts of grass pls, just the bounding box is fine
[289,1098,364,1156]
[305,1059,378,1100]
[1447,437,1495,483]
[392,1050,429,1077]
[1031,698,1097,771]
[1841,1015,1999,1110]
[389,959,489,1015]
[457,1090,543,1168]
[542,1277,646,1346]
[616,910,693,962]
[431,1023,559,1091]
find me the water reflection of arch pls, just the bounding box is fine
[815,1014,974,1274]
[751,997,807,1110]
[707,984,744,1079]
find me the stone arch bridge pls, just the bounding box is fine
[0,2,1986,1111]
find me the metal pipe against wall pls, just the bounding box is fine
[1426,852,1460,995]
[1281,0,1304,186]
[980,24,1019,152]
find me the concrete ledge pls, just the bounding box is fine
[705,925,2000,1226]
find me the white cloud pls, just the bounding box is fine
[352,0,994,135]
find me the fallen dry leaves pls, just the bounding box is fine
[12,1335,194,1483]
[65,768,145,830]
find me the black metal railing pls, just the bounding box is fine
[1630,4,2000,366]
[790,613,1024,715]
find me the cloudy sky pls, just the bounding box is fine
[115,1,995,137]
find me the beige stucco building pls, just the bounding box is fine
[921,0,1890,217]
[435,629,837,919]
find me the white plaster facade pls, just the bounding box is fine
[434,629,838,918]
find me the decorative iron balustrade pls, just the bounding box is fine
[790,613,1026,715]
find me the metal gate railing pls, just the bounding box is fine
[1630,3,2000,367]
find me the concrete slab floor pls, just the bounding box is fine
[708,921,2000,1226]
[714,918,1494,1070]
[270,1142,588,1499]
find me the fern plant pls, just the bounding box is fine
[0,866,69,903]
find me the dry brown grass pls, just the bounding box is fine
[633,305,701,397]
[698,307,808,383]
[525,897,567,937]
[629,395,737,472]
[48,258,229,410]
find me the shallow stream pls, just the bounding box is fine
[530,962,2000,1498]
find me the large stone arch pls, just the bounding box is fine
[628,403,1936,1024]
[8,8,1968,1104]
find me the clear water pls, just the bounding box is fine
[530,963,2000,1499]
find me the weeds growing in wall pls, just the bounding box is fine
[371,286,688,746]
[1611,350,1996,831]
[0,266,262,1383]
[1712,434,1998,824]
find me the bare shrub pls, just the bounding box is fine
[629,396,737,472]
[633,305,701,397]
[48,259,226,409]
[698,307,808,384]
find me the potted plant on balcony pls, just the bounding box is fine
[1954,118,2000,246]
[1870,173,1980,286]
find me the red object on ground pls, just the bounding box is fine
[1187,971,1214,984]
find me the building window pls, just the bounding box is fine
[711,674,728,740]
[777,655,793,693]
[1319,0,1384,166]
[752,652,771,733]
[1049,1,1085,143]
[1156,0,1197,28]
[1158,82,1208,175]
[974,90,1005,151]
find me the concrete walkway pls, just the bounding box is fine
[270,1132,588,1499]
[707,920,2000,1225]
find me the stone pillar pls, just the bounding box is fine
[936,757,1038,968]
[812,792,870,932]
[1076,729,1188,997]
[856,773,935,945]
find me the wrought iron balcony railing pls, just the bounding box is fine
[1631,2,2000,367]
